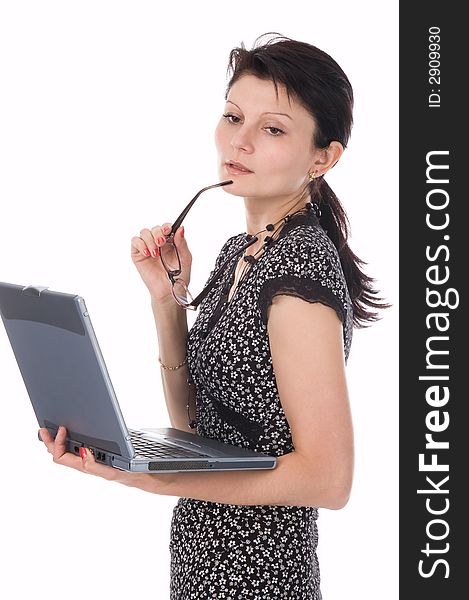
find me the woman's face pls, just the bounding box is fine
[214,74,319,200]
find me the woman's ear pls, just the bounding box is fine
[310,141,344,176]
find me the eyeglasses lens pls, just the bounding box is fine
[160,241,180,274]
[172,280,195,308]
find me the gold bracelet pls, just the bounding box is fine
[158,356,187,371]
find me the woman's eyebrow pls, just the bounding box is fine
[226,100,293,120]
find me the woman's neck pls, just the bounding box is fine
[242,193,308,254]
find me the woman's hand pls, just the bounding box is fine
[39,426,174,495]
[39,426,118,481]
[130,223,192,303]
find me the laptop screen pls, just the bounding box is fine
[0,283,132,457]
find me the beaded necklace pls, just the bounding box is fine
[228,201,317,301]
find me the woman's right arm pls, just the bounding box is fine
[130,223,196,434]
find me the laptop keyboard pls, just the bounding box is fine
[129,431,210,459]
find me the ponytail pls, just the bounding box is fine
[312,178,390,327]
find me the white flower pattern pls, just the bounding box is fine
[169,210,353,599]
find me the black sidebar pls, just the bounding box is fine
[400,2,466,597]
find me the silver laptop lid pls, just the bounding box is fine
[0,282,134,458]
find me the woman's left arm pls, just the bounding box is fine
[40,296,354,509]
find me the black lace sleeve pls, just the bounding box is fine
[258,228,351,327]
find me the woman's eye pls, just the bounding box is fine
[222,113,285,136]
[265,126,285,136]
[223,113,241,124]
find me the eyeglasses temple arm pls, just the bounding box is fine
[189,235,258,308]
[170,180,233,234]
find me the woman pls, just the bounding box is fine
[40,33,388,599]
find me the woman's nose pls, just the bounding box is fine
[230,124,254,153]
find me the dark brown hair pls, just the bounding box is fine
[225,33,389,327]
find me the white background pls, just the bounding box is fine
[0,1,398,598]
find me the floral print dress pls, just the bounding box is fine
[169,209,353,600]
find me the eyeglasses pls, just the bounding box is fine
[160,180,259,310]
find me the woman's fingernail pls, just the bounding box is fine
[144,248,150,257]
[180,226,184,238]
[157,237,165,246]
[152,248,159,257]
[79,447,87,459]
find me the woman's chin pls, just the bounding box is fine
[219,176,251,197]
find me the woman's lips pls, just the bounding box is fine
[225,161,254,175]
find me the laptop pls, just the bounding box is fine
[0,282,276,473]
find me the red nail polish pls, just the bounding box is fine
[157,237,165,246]
[79,447,87,459]
[152,248,159,257]
[144,248,150,257]
[180,226,184,238]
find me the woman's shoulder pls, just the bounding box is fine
[268,222,344,278]
[261,222,351,309]
[211,232,245,270]
[217,232,245,258]
[258,222,353,348]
